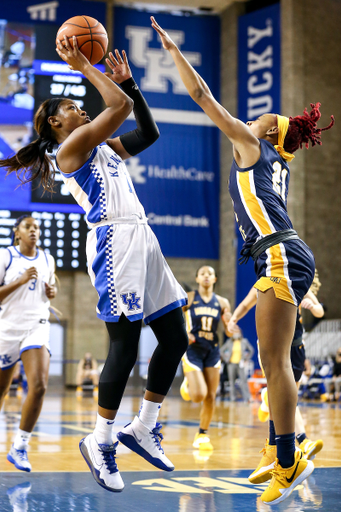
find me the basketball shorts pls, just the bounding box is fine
[254,239,315,306]
[87,221,187,323]
[0,321,51,370]
[182,338,221,373]
[291,340,306,382]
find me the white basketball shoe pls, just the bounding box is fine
[117,416,174,471]
[79,433,124,492]
[7,445,31,472]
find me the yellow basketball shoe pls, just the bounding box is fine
[193,433,213,451]
[299,438,323,460]
[248,439,276,484]
[258,388,269,423]
[180,377,191,401]
[261,449,314,505]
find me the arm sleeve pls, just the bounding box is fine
[119,77,159,156]
[0,249,10,285]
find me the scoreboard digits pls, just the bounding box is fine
[0,210,88,271]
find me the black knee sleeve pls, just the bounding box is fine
[98,315,141,410]
[147,307,188,395]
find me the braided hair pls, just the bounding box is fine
[284,103,334,154]
[0,98,65,192]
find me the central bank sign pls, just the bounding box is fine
[114,8,221,259]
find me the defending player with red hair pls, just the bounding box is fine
[151,16,334,506]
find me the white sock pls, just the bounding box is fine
[13,429,31,451]
[93,413,114,445]
[137,399,161,431]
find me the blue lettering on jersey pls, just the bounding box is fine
[121,292,141,311]
[0,354,12,365]
[107,155,120,177]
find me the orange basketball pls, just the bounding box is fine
[56,15,108,65]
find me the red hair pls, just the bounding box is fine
[284,103,334,154]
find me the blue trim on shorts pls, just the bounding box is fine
[97,311,144,323]
[92,226,113,319]
[144,298,188,325]
[0,359,19,370]
[20,345,51,356]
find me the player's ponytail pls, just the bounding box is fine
[284,103,334,154]
[0,98,65,192]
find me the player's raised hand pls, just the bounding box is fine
[105,50,132,84]
[56,35,90,72]
[20,267,38,285]
[151,16,177,51]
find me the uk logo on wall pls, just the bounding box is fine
[114,8,221,259]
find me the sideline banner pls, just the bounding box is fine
[114,8,220,259]
[236,4,281,352]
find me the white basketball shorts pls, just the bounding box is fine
[87,221,187,323]
[0,321,51,370]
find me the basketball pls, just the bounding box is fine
[56,15,108,65]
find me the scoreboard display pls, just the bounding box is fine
[0,7,107,273]
[0,210,89,271]
[33,60,104,123]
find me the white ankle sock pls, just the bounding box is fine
[94,413,114,445]
[13,429,31,450]
[137,399,161,431]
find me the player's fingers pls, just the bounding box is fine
[122,50,129,64]
[115,49,123,64]
[63,35,72,51]
[108,52,118,66]
[105,57,115,70]
[72,35,78,51]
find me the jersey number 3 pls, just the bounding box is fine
[272,162,288,201]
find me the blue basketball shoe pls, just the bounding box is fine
[117,416,174,471]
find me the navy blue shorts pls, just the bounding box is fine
[291,341,306,382]
[254,239,315,306]
[182,339,221,373]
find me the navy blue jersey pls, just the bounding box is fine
[185,291,221,345]
[293,306,304,341]
[229,139,293,251]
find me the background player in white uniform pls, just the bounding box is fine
[0,39,188,492]
[0,215,56,472]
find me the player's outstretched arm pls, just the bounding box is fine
[104,50,159,160]
[56,36,133,170]
[151,17,259,161]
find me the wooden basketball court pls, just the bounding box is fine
[0,389,340,511]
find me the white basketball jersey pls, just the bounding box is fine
[58,143,146,228]
[0,246,55,330]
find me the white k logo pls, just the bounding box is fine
[125,157,147,184]
[126,26,201,95]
